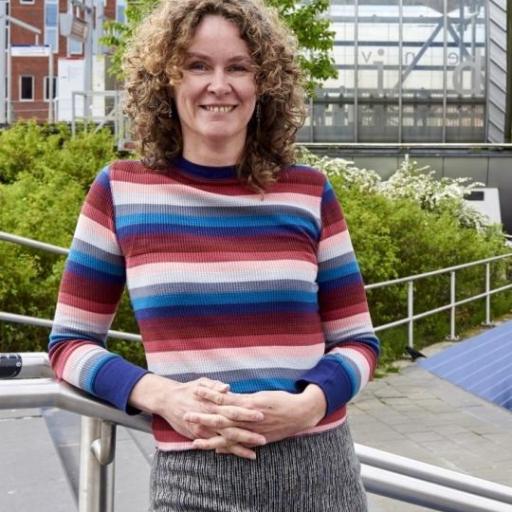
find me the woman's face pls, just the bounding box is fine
[173,15,257,154]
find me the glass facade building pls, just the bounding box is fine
[298,0,506,143]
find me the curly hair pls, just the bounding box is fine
[123,0,305,190]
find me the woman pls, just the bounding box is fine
[49,0,379,510]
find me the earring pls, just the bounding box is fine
[168,103,173,119]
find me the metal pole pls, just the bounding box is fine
[398,0,403,142]
[442,0,448,142]
[448,270,457,340]
[83,0,93,119]
[0,0,6,124]
[353,0,359,142]
[484,262,492,325]
[48,50,53,123]
[407,280,414,348]
[6,6,11,124]
[72,91,76,136]
[79,416,116,512]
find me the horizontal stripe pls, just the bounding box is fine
[132,290,317,309]
[130,279,318,299]
[146,343,324,374]
[134,301,318,320]
[126,260,318,287]
[74,215,123,256]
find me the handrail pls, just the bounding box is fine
[2,353,512,511]
[0,311,142,342]
[2,230,512,347]
[365,253,512,289]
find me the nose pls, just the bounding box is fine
[207,68,231,95]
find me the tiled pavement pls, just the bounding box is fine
[352,343,512,511]
[1,342,511,511]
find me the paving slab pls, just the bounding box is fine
[0,409,76,512]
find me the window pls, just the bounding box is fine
[45,0,59,53]
[116,0,126,23]
[44,76,57,101]
[67,2,84,55]
[20,76,34,101]
[20,0,35,4]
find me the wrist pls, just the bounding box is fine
[299,384,327,427]
[129,373,178,415]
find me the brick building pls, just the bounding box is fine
[4,0,123,122]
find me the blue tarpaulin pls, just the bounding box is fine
[419,321,512,412]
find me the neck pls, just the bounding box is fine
[182,138,245,167]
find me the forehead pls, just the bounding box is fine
[187,15,251,56]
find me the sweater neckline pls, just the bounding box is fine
[172,156,238,181]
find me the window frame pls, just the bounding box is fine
[44,0,59,54]
[19,75,35,102]
[44,76,58,102]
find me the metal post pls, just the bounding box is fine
[72,91,76,136]
[83,0,93,119]
[6,5,11,124]
[484,262,492,326]
[448,270,458,340]
[407,280,414,348]
[48,51,53,123]
[442,0,448,142]
[353,0,359,142]
[79,416,116,512]
[398,0,403,143]
[0,0,7,124]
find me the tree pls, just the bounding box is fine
[101,0,337,95]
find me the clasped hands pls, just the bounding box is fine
[177,378,327,460]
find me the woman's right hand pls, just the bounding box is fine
[129,374,266,458]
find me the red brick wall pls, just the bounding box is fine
[11,56,51,121]
[8,0,117,121]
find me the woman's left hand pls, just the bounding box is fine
[185,384,327,454]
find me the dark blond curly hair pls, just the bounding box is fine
[123,0,305,190]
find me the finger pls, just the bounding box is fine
[220,427,266,447]
[184,412,234,429]
[216,445,257,460]
[189,424,215,439]
[194,386,228,405]
[218,405,264,422]
[193,435,228,451]
[197,379,230,393]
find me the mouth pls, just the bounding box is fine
[200,105,237,113]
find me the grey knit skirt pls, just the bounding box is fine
[149,422,367,512]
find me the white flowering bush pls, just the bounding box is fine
[297,147,491,231]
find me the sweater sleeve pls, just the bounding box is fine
[297,178,380,416]
[48,166,148,413]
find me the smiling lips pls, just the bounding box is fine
[201,105,237,113]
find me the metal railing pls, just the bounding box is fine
[367,253,512,347]
[1,230,512,348]
[1,353,512,512]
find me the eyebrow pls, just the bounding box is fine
[184,51,253,63]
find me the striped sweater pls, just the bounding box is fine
[48,157,379,451]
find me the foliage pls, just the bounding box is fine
[101,0,337,95]
[0,122,145,366]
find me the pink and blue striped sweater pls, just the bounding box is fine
[49,158,379,450]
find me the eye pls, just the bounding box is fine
[187,61,208,72]
[228,64,251,73]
